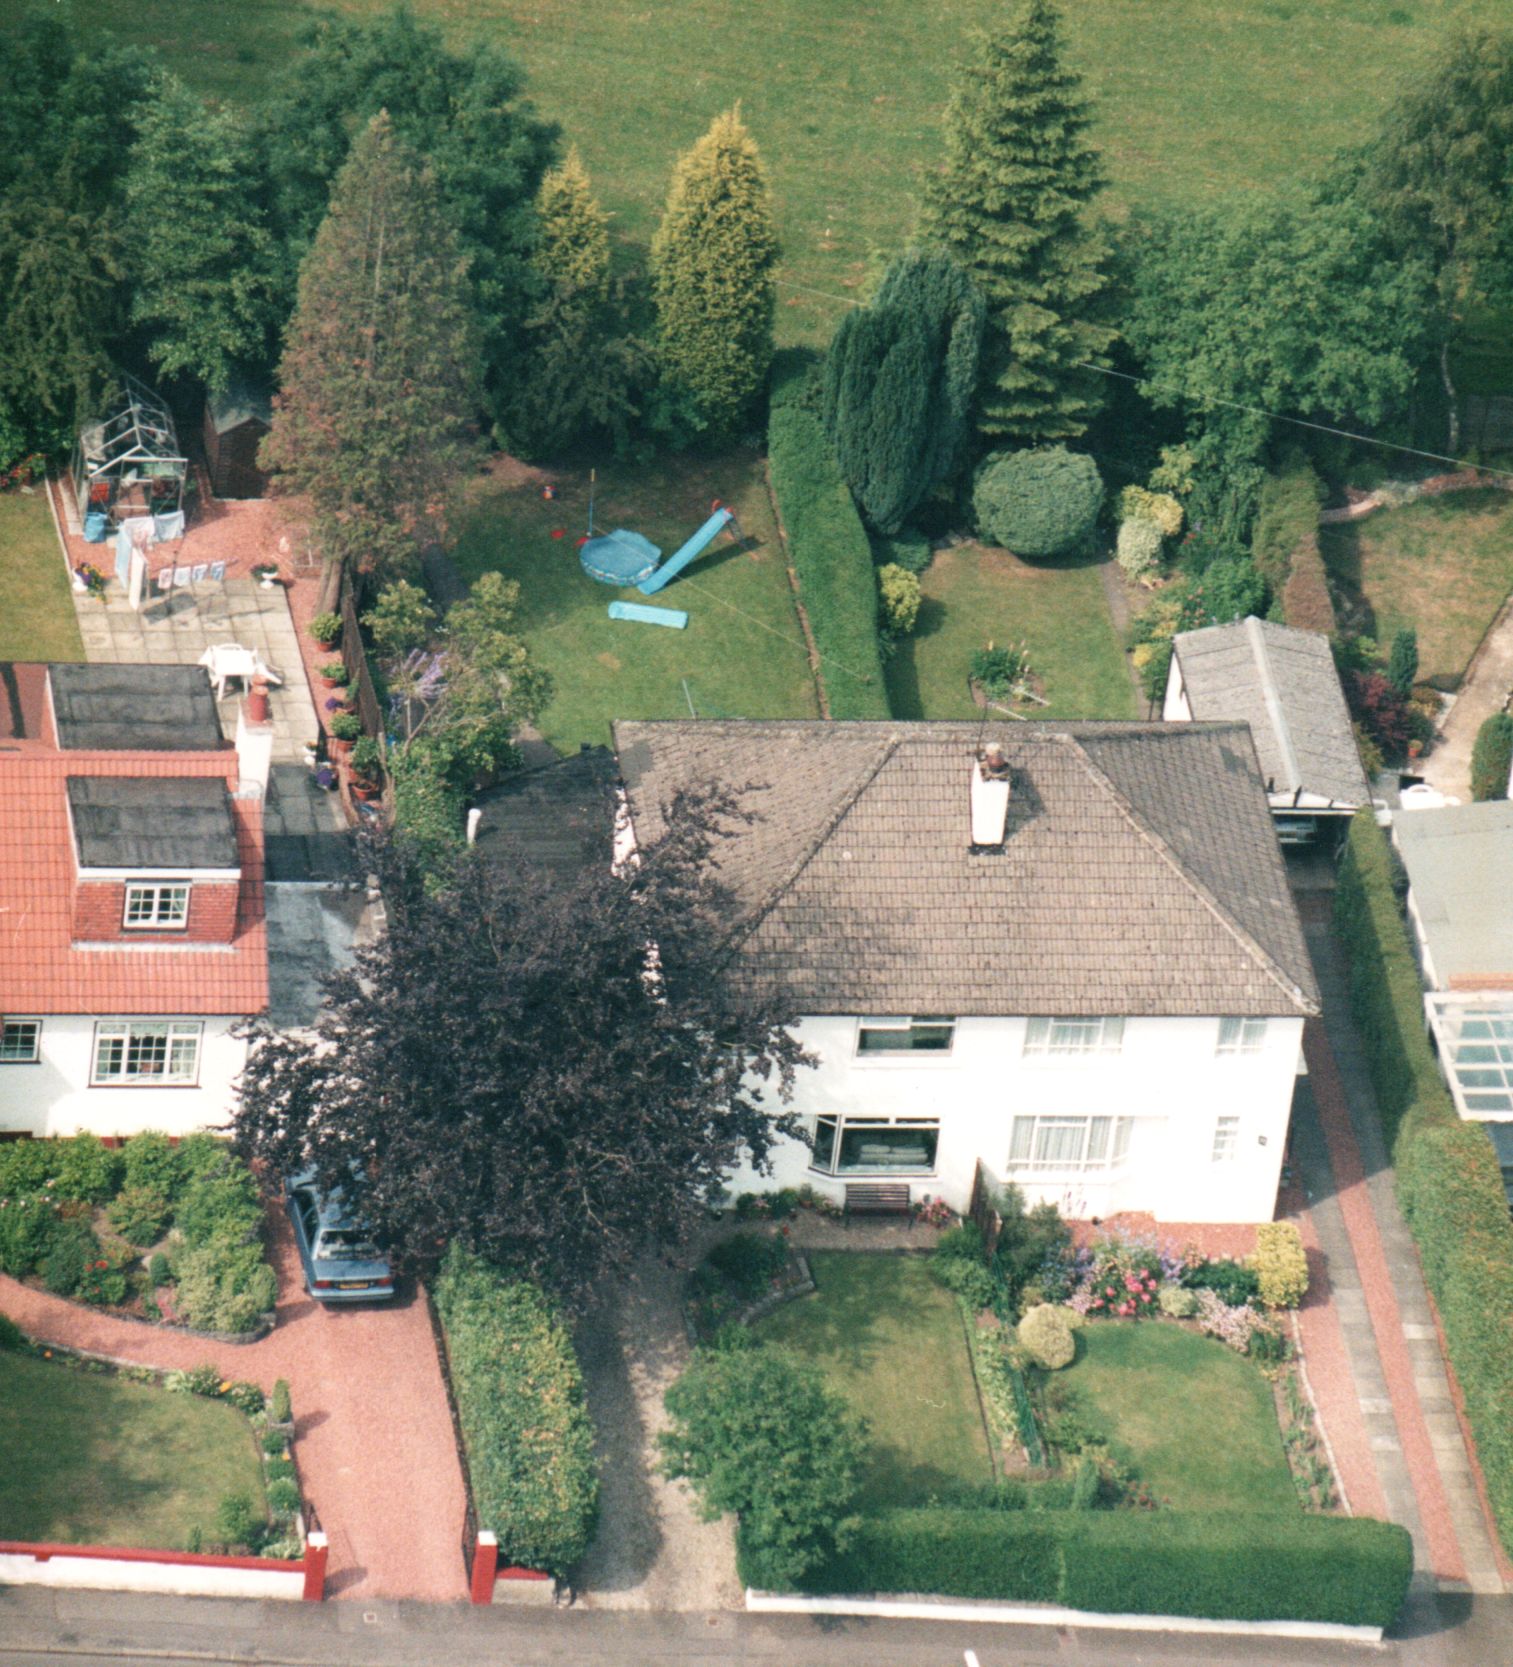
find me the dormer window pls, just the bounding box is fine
[123,882,190,930]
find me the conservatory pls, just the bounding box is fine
[71,378,188,538]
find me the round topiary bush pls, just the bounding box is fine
[1017,1303,1076,1369]
[972,446,1104,559]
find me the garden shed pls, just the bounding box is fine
[203,379,272,500]
[71,377,187,537]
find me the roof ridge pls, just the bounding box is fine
[1064,734,1317,1016]
[726,734,903,950]
[1245,615,1302,793]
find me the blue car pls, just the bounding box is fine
[285,1172,394,1303]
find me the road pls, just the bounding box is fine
[3,1588,1511,1667]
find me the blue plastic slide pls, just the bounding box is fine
[608,600,688,629]
[636,507,735,595]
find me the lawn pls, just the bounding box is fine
[56,0,1503,349]
[1054,1322,1296,1513]
[886,545,1138,722]
[0,491,85,663]
[0,1352,268,1549]
[451,451,820,753]
[1320,489,1513,689]
[754,1252,993,1509]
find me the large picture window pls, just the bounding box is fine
[0,1020,41,1063]
[1008,1114,1132,1173]
[1023,1017,1124,1057]
[856,1016,955,1055]
[810,1116,939,1175]
[123,882,190,930]
[91,1021,202,1086]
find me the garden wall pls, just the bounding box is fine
[0,1532,327,1601]
[1334,810,1513,1556]
[766,354,890,721]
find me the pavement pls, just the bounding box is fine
[1421,587,1513,801]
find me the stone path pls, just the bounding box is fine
[1298,912,1506,1595]
[0,1211,468,1603]
[1421,588,1513,802]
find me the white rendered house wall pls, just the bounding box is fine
[727,1013,1305,1225]
[0,1016,246,1140]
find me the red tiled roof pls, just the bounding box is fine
[0,735,268,1017]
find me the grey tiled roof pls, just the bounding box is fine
[1172,618,1366,808]
[614,720,1318,1018]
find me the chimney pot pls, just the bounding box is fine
[246,676,272,727]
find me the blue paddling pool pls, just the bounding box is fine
[580,529,661,585]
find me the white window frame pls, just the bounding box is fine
[91,1020,203,1087]
[0,1019,41,1063]
[855,1016,956,1057]
[1211,1115,1240,1163]
[1216,1017,1267,1055]
[123,881,190,931]
[1008,1114,1133,1173]
[809,1115,940,1176]
[1023,1016,1124,1058]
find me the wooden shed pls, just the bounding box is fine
[203,380,273,499]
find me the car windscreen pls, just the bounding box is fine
[315,1229,383,1261]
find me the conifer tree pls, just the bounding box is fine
[261,113,479,610]
[925,0,1115,446]
[650,107,778,442]
[535,146,611,299]
[822,249,984,533]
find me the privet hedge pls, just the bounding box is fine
[752,1507,1410,1628]
[1471,712,1513,801]
[1251,459,1324,592]
[1335,810,1513,1557]
[767,357,890,720]
[433,1245,599,1576]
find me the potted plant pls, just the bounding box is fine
[318,660,349,692]
[251,562,281,589]
[348,736,383,799]
[308,611,342,652]
[328,711,362,759]
[313,765,337,791]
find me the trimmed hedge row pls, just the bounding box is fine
[1471,712,1513,801]
[1334,810,1513,1556]
[746,1507,1410,1628]
[767,361,890,720]
[1252,459,1324,592]
[432,1245,599,1577]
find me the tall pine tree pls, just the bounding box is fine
[651,107,778,443]
[125,76,280,393]
[260,113,480,611]
[535,147,610,298]
[925,0,1114,447]
[822,249,984,533]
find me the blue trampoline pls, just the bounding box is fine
[580,529,661,586]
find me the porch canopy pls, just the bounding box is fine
[72,376,188,532]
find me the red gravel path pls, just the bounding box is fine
[1303,1016,1466,1581]
[0,1211,467,1602]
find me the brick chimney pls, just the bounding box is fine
[969,742,1012,849]
[235,677,275,799]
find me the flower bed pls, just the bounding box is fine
[0,1133,277,1337]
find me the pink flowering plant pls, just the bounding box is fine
[1080,1228,1168,1319]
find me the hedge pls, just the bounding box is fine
[767,360,890,720]
[756,1507,1410,1628]
[1334,809,1513,1556]
[1470,712,1513,801]
[432,1245,599,1576]
[1252,459,1323,592]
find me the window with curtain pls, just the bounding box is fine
[1008,1115,1132,1172]
[1216,1018,1267,1054]
[1023,1017,1124,1057]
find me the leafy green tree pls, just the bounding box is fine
[661,1342,866,1584]
[972,445,1102,557]
[124,76,280,393]
[1124,191,1436,546]
[261,113,480,610]
[1353,29,1513,450]
[362,580,437,661]
[924,0,1115,446]
[507,146,646,458]
[651,106,778,442]
[255,6,558,425]
[1387,629,1419,698]
[823,249,985,533]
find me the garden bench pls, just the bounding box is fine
[843,1182,912,1227]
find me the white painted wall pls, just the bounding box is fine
[1161,653,1191,722]
[0,1547,308,1600]
[0,1016,246,1139]
[728,1013,1305,1224]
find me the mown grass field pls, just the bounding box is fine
[0,1353,268,1549]
[0,490,85,663]
[53,0,1498,347]
[451,451,819,752]
[755,1253,994,1510]
[886,545,1138,722]
[1057,1322,1296,1513]
[1320,490,1513,688]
